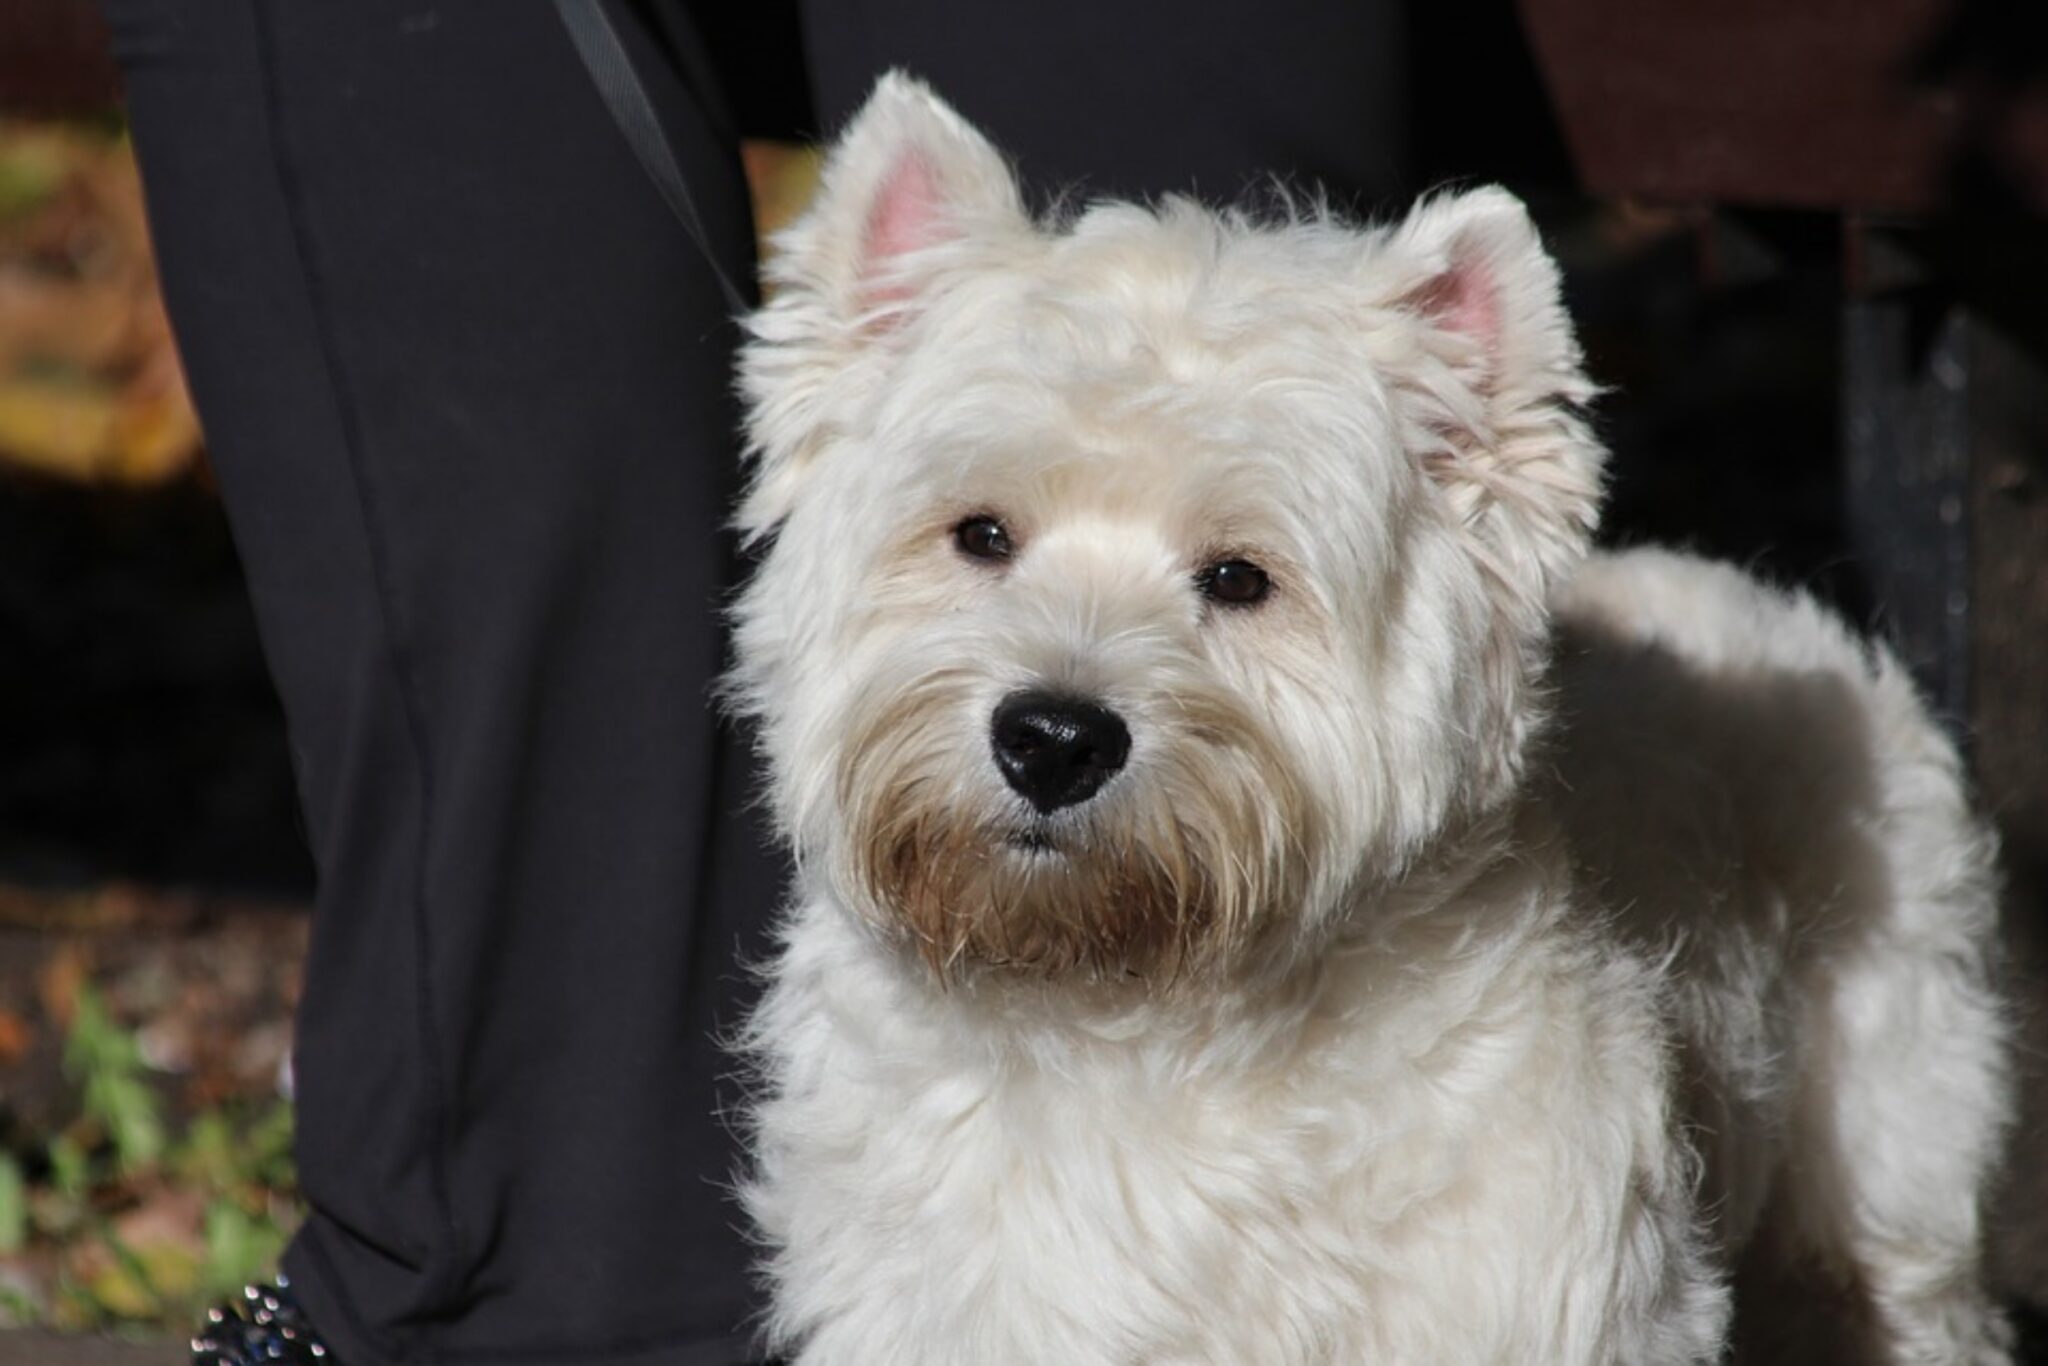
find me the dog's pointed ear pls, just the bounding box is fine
[1382,186,1603,601]
[775,70,1025,324]
[1377,188,1605,800]
[739,74,1028,537]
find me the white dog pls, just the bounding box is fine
[728,74,2014,1365]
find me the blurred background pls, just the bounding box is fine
[0,0,2043,1357]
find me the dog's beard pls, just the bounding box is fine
[832,674,1315,983]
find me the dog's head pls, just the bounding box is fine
[732,75,1602,984]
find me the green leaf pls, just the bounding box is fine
[171,1109,236,1192]
[201,1200,287,1303]
[0,142,66,223]
[62,983,165,1174]
[245,1103,297,1186]
[0,1151,24,1253]
[0,1281,39,1329]
[48,1134,88,1201]
[101,1077,165,1173]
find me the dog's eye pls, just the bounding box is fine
[1196,559,1271,607]
[953,515,1014,563]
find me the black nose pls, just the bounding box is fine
[990,691,1131,813]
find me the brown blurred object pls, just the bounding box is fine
[0,1005,32,1066]
[0,1,119,119]
[0,123,202,485]
[742,140,824,258]
[1520,0,2048,214]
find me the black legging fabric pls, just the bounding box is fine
[95,4,1404,1363]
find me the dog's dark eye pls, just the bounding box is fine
[1196,559,1271,607]
[953,515,1014,563]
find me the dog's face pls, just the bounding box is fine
[733,76,1603,983]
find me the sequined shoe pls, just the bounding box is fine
[191,1275,333,1364]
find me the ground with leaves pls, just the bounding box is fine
[0,885,304,1343]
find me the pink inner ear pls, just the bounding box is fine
[860,151,946,309]
[1413,246,1503,365]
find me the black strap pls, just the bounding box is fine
[554,0,752,316]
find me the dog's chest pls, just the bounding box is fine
[749,902,1668,1364]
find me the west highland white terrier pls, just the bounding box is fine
[728,74,2014,1365]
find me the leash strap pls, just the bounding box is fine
[554,0,752,316]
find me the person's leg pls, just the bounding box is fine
[100,3,781,1362]
[799,0,1408,213]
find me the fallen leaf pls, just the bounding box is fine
[35,945,87,1030]
[0,1009,32,1067]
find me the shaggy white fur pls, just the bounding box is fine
[728,74,2015,1365]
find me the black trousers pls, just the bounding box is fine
[99,4,1405,1362]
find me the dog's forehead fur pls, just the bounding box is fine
[835,203,1424,598]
